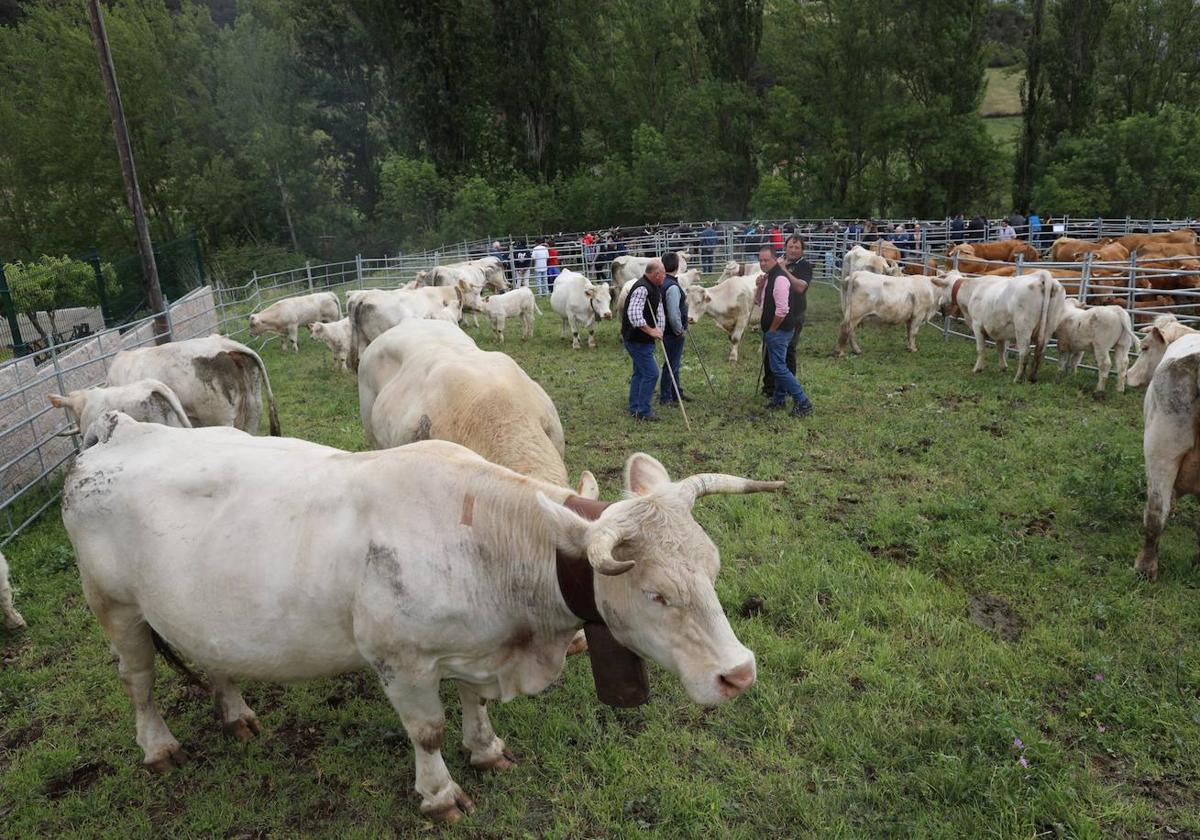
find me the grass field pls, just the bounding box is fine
[2,282,1199,837]
[982,67,1025,151]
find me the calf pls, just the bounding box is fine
[308,318,353,369]
[107,335,280,435]
[840,246,900,305]
[685,274,761,362]
[837,271,948,356]
[249,292,340,352]
[1053,299,1136,392]
[49,379,192,445]
[1125,318,1200,579]
[939,269,1066,383]
[551,270,612,349]
[482,288,538,343]
[0,550,25,630]
[65,416,781,820]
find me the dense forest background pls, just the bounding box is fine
[2,0,1199,269]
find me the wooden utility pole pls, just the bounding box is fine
[87,0,169,342]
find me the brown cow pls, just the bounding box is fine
[1131,242,1200,260]
[1117,229,1197,252]
[870,239,901,262]
[1049,238,1130,263]
[947,242,1040,273]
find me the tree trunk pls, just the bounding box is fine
[1014,0,1046,212]
[275,164,301,253]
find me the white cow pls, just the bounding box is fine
[610,252,689,297]
[358,319,568,484]
[417,263,489,325]
[64,416,780,819]
[481,288,538,343]
[837,271,948,356]
[308,318,353,370]
[685,274,763,362]
[715,261,760,283]
[0,550,25,630]
[1054,298,1136,392]
[939,269,1066,383]
[1124,318,1200,580]
[248,292,340,352]
[614,269,701,314]
[48,379,192,444]
[107,335,280,435]
[840,246,901,305]
[551,270,612,349]
[347,286,465,371]
[419,257,507,293]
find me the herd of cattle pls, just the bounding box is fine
[3,230,1199,821]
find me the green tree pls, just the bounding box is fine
[4,256,103,343]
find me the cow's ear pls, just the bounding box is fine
[1149,326,1165,345]
[576,470,600,500]
[48,394,65,408]
[584,287,595,298]
[625,453,672,496]
[535,492,590,555]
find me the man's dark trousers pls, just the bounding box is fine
[761,325,801,395]
[660,332,685,403]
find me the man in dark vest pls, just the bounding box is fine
[757,234,811,396]
[620,258,666,421]
[658,251,690,406]
[755,244,813,417]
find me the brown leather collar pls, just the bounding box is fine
[950,276,966,310]
[553,494,650,708]
[555,495,610,623]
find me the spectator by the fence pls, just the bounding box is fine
[700,222,718,273]
[513,240,531,288]
[950,213,966,243]
[582,232,597,277]
[1010,210,1027,240]
[770,224,784,254]
[658,251,689,407]
[620,258,665,421]
[1028,210,1042,249]
[547,241,560,293]
[489,240,507,281]
[998,218,1016,241]
[531,239,549,294]
[969,214,986,242]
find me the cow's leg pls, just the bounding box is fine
[1138,410,1193,581]
[1094,345,1111,393]
[0,570,24,630]
[559,316,569,339]
[456,683,516,770]
[378,669,473,822]
[87,592,185,772]
[587,317,597,349]
[567,314,581,350]
[211,673,261,740]
[848,316,864,355]
[1115,345,1130,393]
[905,316,920,352]
[288,324,299,352]
[728,315,749,362]
[835,317,851,358]
[522,312,534,340]
[971,326,988,373]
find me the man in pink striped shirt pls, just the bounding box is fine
[754,245,813,417]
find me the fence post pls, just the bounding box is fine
[163,291,176,341]
[1014,253,1024,276]
[44,328,82,453]
[1126,249,1138,312]
[1125,215,1132,234]
[355,254,364,288]
[305,260,314,292]
[88,252,113,328]
[0,262,29,358]
[1079,253,1091,304]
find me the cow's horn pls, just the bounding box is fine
[55,425,81,438]
[587,526,635,576]
[680,474,785,504]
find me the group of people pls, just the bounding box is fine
[620,235,815,421]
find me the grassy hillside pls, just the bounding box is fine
[2,282,1198,836]
[983,66,1025,149]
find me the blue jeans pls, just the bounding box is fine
[659,332,685,402]
[625,339,659,417]
[534,268,548,295]
[765,329,810,406]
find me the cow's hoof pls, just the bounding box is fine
[472,748,518,771]
[3,612,25,630]
[566,630,588,656]
[424,785,476,823]
[146,744,188,774]
[1134,554,1158,582]
[834,350,845,359]
[222,715,262,741]
[1091,390,1107,401]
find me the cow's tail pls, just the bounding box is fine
[240,347,282,435]
[1031,273,1056,383]
[330,292,342,320]
[1118,306,1137,356]
[150,628,208,691]
[155,383,193,429]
